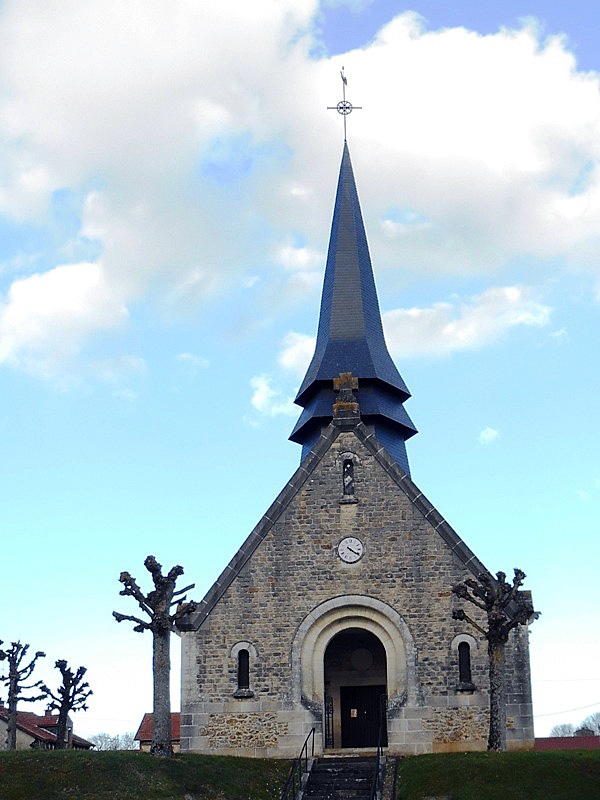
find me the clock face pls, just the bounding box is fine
[337,537,364,563]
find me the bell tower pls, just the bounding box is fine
[290,141,417,474]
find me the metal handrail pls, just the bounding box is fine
[279,727,315,800]
[369,694,387,800]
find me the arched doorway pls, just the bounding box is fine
[324,628,387,749]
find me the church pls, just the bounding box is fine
[177,135,535,757]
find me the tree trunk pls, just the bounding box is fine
[487,638,507,751]
[6,701,17,750]
[54,700,69,749]
[151,627,173,758]
[6,670,18,750]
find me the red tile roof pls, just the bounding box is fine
[0,705,93,748]
[134,712,181,742]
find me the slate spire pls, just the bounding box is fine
[290,143,417,473]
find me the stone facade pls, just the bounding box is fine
[201,712,288,750]
[179,419,535,757]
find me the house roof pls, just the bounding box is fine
[134,712,181,742]
[177,413,488,633]
[0,705,93,748]
[291,142,417,471]
[0,709,55,742]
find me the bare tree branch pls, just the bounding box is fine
[452,608,487,637]
[112,611,151,633]
[118,572,155,617]
[171,583,194,599]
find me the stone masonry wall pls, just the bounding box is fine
[201,712,288,749]
[181,428,533,755]
[424,706,489,746]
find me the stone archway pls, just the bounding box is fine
[291,595,420,747]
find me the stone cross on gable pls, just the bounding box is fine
[332,372,360,421]
[333,371,358,400]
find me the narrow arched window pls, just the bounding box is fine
[342,459,354,495]
[458,641,472,684]
[237,649,250,690]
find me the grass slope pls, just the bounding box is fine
[1,749,599,800]
[0,750,290,800]
[397,750,600,800]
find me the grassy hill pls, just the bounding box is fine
[0,749,599,799]
[397,750,600,800]
[0,750,289,800]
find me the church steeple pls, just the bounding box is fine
[290,142,417,473]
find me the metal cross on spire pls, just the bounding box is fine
[327,67,362,141]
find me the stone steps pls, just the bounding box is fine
[303,756,376,800]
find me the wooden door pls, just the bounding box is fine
[340,685,387,748]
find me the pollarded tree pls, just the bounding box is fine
[39,660,92,749]
[0,641,46,750]
[452,568,539,751]
[113,555,198,758]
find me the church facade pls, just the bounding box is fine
[177,143,535,757]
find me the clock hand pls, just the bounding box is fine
[347,547,359,555]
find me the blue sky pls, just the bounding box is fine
[0,0,599,739]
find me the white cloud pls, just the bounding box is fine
[0,261,127,379]
[285,269,323,298]
[278,331,316,375]
[276,244,323,272]
[1,4,600,379]
[273,243,323,301]
[275,285,549,378]
[91,355,146,384]
[383,286,551,357]
[175,352,210,372]
[323,0,373,13]
[250,374,297,417]
[342,16,600,275]
[479,427,500,445]
[0,0,321,378]
[551,327,568,341]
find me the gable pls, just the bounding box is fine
[179,417,488,633]
[135,712,181,743]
